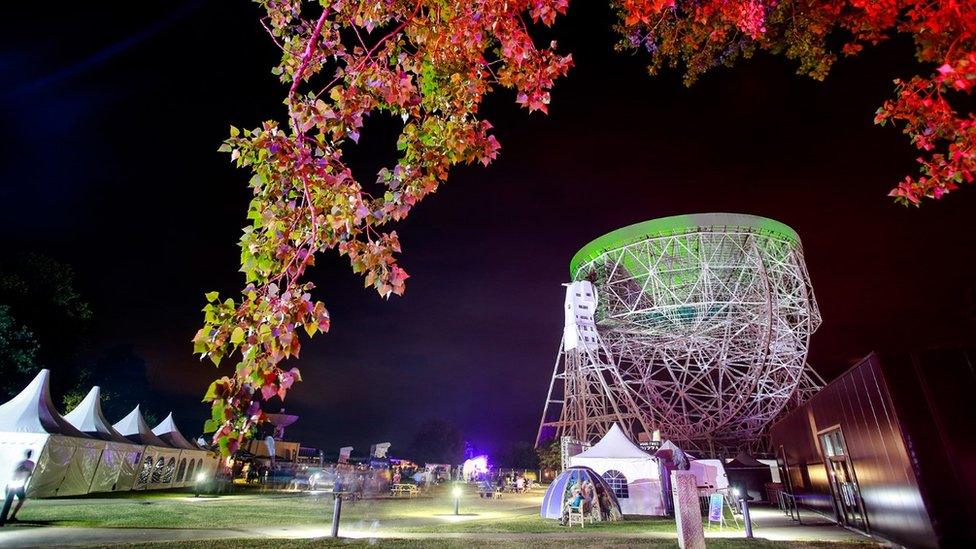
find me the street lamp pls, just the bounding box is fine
[452,484,462,515]
[194,471,208,498]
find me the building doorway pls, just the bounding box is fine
[818,427,867,532]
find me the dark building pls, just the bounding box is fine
[770,349,976,548]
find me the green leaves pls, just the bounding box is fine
[201,0,575,456]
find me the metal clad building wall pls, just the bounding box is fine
[771,353,938,548]
[882,349,976,545]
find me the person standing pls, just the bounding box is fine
[1,450,36,526]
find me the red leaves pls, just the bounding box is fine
[615,0,976,204]
[877,53,976,204]
[529,0,570,26]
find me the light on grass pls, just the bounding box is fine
[452,483,462,515]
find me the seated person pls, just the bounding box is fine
[559,488,585,525]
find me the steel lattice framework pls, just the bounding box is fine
[538,213,823,454]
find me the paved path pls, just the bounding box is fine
[0,506,870,547]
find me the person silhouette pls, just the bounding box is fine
[1,449,36,525]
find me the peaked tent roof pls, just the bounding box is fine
[0,369,89,437]
[63,386,133,443]
[574,424,653,460]
[151,413,200,450]
[726,452,769,468]
[113,405,170,447]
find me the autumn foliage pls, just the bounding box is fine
[613,0,976,205]
[196,0,974,454]
[194,0,572,455]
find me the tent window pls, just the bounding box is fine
[187,459,197,481]
[151,457,166,483]
[162,457,177,483]
[602,469,629,499]
[176,459,187,482]
[138,456,153,485]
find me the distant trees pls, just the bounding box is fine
[408,420,465,465]
[0,304,38,398]
[536,438,561,472]
[0,254,159,421]
[498,441,540,469]
[0,253,91,397]
[61,345,159,424]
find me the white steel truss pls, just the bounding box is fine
[538,215,823,454]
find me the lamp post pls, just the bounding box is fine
[452,484,462,515]
[331,492,343,538]
[737,486,753,539]
[194,471,207,498]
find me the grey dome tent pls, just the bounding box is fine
[540,466,622,522]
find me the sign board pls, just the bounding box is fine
[708,492,724,523]
[370,442,391,459]
[338,446,353,464]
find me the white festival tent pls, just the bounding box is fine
[151,413,218,487]
[568,424,666,516]
[63,386,144,493]
[113,406,185,490]
[0,371,220,497]
[0,370,107,497]
[689,458,730,492]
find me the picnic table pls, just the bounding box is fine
[390,483,420,497]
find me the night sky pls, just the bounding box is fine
[2,1,974,456]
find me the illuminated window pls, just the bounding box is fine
[162,457,177,483]
[151,457,166,483]
[602,469,629,499]
[138,456,153,485]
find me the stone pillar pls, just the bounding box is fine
[671,470,705,549]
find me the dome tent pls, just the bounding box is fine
[568,423,666,516]
[63,386,144,493]
[540,466,622,521]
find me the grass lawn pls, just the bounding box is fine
[122,539,870,549]
[12,484,877,548]
[15,485,680,532]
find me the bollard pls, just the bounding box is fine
[331,493,342,538]
[741,495,753,539]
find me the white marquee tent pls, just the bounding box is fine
[0,370,218,498]
[0,370,104,497]
[114,406,185,490]
[152,412,218,487]
[689,458,729,492]
[568,424,666,515]
[63,386,144,493]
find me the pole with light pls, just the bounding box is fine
[452,483,462,515]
